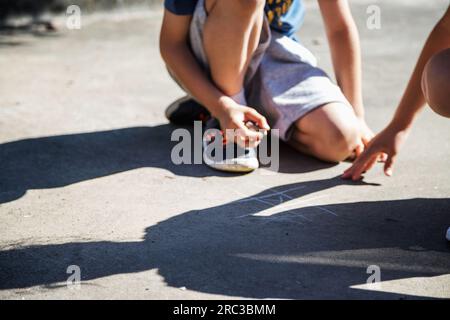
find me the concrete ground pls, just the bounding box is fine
[0,0,449,300]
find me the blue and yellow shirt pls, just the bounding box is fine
[164,0,305,38]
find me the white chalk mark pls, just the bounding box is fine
[227,184,337,222]
[270,195,328,211]
[285,209,313,222]
[260,212,305,225]
[235,186,305,203]
[250,197,277,207]
[249,184,305,199]
[234,195,330,220]
[315,206,338,217]
[278,196,284,204]
[226,186,278,211]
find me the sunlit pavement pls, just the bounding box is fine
[0,0,449,299]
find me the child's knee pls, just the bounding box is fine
[422,48,450,118]
[292,103,361,162]
[298,119,360,163]
[322,122,360,162]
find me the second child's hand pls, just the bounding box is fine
[350,118,387,160]
[343,123,410,180]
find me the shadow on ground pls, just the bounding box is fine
[1,184,449,298]
[1,126,449,299]
[0,125,334,204]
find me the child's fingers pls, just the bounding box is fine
[234,125,264,147]
[342,159,363,180]
[352,154,378,180]
[384,155,397,176]
[378,152,388,163]
[242,126,264,141]
[362,155,378,173]
[244,109,270,131]
[342,150,377,180]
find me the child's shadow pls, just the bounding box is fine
[0,124,333,204]
[1,176,449,299]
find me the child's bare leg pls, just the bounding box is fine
[290,103,362,163]
[203,0,265,97]
[422,48,450,118]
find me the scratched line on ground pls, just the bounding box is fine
[227,184,339,221]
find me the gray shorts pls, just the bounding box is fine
[188,0,350,141]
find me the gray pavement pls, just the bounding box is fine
[0,0,449,299]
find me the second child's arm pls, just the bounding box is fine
[343,7,450,180]
[391,6,450,131]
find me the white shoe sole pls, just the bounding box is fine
[202,139,259,173]
[205,157,259,173]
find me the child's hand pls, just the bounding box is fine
[343,123,410,180]
[216,97,270,148]
[353,119,386,160]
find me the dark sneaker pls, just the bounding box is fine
[165,96,211,125]
[202,119,259,173]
